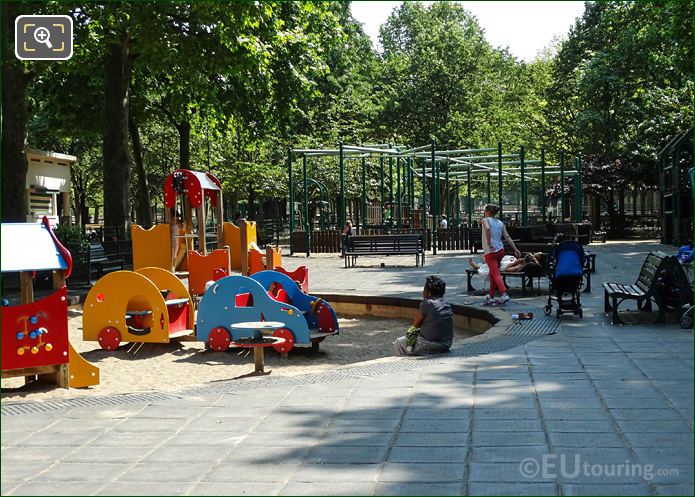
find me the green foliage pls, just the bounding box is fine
[53,222,89,264]
[544,1,693,187]
[19,0,693,220]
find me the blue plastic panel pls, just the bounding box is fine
[1,222,68,273]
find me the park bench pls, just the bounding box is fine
[465,267,542,296]
[466,250,593,296]
[603,251,675,324]
[344,234,424,268]
[88,242,125,279]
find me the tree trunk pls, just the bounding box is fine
[1,3,32,222]
[80,195,88,227]
[103,35,132,232]
[128,114,152,228]
[248,188,256,221]
[178,120,191,169]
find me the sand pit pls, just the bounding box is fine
[1,309,477,403]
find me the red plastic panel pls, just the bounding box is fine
[167,303,189,334]
[1,287,69,371]
[235,292,253,307]
[316,302,337,333]
[275,266,309,293]
[163,170,221,208]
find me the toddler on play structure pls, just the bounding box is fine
[394,275,453,356]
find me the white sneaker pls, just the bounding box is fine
[482,295,494,306]
[495,294,510,306]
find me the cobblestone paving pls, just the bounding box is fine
[1,241,692,496]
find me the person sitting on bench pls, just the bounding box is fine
[393,275,453,356]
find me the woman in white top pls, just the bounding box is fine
[481,204,521,306]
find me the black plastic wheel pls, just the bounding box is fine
[544,305,552,316]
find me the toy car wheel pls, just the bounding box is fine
[680,313,693,330]
[208,327,231,352]
[272,328,295,354]
[544,305,552,316]
[98,327,121,351]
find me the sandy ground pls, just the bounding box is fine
[2,310,476,403]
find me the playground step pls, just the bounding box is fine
[168,329,195,339]
[165,298,190,306]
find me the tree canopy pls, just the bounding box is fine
[2,1,692,226]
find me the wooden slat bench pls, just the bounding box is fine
[89,242,125,279]
[344,234,424,268]
[602,251,671,324]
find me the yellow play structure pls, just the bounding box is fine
[131,224,171,271]
[83,267,195,350]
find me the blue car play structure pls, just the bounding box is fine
[196,272,338,354]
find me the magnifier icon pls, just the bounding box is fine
[33,26,52,49]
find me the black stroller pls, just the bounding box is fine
[544,237,586,318]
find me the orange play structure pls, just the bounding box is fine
[223,220,282,276]
[187,247,231,297]
[1,217,99,389]
[83,267,195,350]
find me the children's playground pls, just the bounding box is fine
[1,141,692,497]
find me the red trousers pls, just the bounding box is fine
[484,249,506,297]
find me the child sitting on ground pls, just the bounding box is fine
[394,275,453,356]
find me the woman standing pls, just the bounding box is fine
[481,204,521,306]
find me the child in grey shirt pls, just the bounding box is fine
[394,275,453,355]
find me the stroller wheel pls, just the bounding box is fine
[578,308,583,318]
[544,305,552,316]
[556,308,561,318]
[680,312,693,330]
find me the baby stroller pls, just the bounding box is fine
[544,237,586,318]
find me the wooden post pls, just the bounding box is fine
[20,271,36,385]
[265,246,275,270]
[240,219,249,276]
[216,191,225,249]
[197,205,206,255]
[183,196,193,258]
[20,272,33,305]
[52,269,66,291]
[253,347,264,373]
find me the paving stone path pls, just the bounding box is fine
[2,240,692,496]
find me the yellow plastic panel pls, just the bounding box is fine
[132,224,171,270]
[68,342,99,388]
